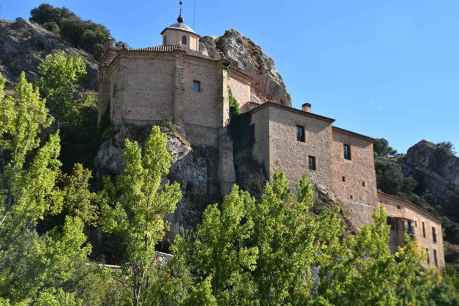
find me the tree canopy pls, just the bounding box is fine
[30,4,112,60]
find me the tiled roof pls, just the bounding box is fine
[100,44,219,68]
[127,45,184,53]
[161,22,198,36]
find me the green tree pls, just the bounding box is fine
[30,4,112,60]
[374,138,397,157]
[99,126,182,306]
[312,206,439,306]
[164,173,346,305]
[37,51,102,170]
[0,73,94,304]
[228,88,241,119]
[37,51,86,125]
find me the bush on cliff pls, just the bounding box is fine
[30,4,112,60]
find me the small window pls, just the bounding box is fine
[362,181,366,187]
[433,249,438,267]
[163,35,167,45]
[342,176,346,182]
[432,227,437,243]
[426,248,430,264]
[350,195,353,200]
[296,125,305,142]
[407,221,415,237]
[308,156,317,171]
[181,35,187,46]
[422,222,426,238]
[344,144,352,160]
[112,84,118,98]
[192,80,201,92]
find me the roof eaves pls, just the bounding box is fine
[249,102,335,123]
[332,126,375,143]
[378,191,442,223]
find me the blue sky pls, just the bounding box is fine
[2,0,458,153]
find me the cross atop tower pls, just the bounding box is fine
[177,1,184,23]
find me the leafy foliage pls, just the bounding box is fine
[37,51,86,125]
[376,157,417,195]
[374,138,397,157]
[0,73,95,304]
[151,173,459,305]
[37,51,103,170]
[30,4,112,60]
[228,88,241,119]
[99,126,182,306]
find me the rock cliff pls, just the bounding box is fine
[200,29,291,106]
[402,141,459,269]
[0,18,98,90]
[403,140,459,194]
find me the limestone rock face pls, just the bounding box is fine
[403,140,459,202]
[200,29,291,106]
[0,18,98,89]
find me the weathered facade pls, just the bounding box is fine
[248,103,378,227]
[98,12,445,268]
[379,192,445,268]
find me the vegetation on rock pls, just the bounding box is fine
[30,4,112,60]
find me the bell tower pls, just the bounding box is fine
[161,1,200,51]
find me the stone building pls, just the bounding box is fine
[379,192,445,268]
[98,10,445,267]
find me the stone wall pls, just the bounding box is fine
[228,72,251,110]
[110,55,176,124]
[379,192,445,268]
[250,106,270,175]
[330,128,378,227]
[266,105,334,188]
[182,56,222,130]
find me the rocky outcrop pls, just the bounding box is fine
[0,18,98,89]
[397,140,459,269]
[403,140,459,192]
[200,29,291,106]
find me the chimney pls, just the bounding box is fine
[302,102,311,112]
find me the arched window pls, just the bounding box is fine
[181,35,187,46]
